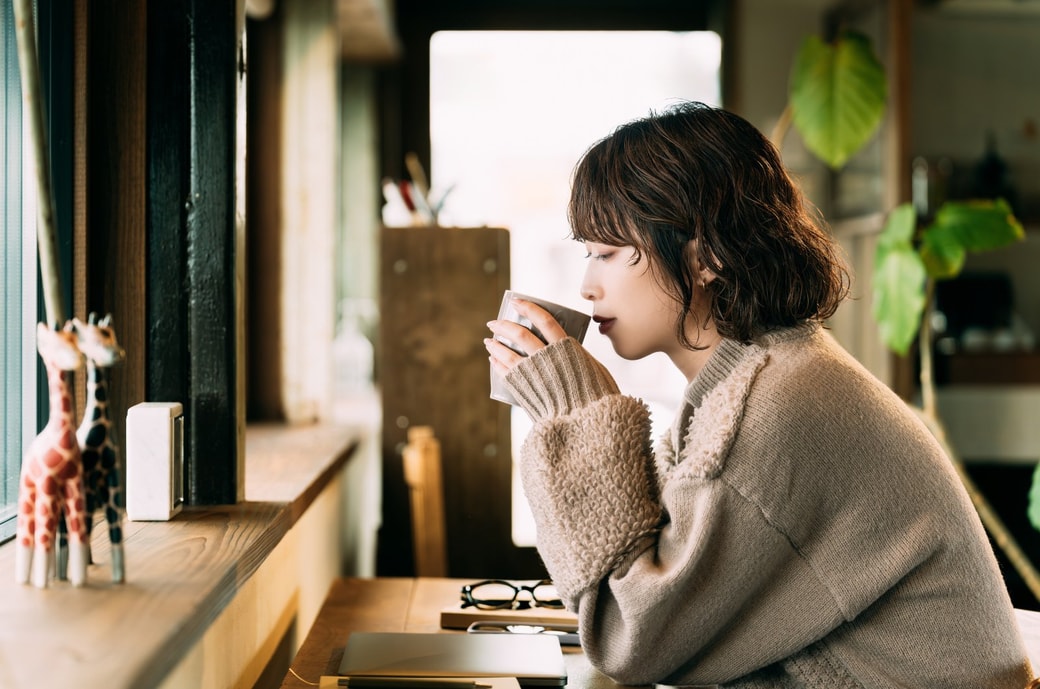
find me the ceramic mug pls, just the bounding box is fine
[490,290,591,405]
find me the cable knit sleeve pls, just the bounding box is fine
[502,338,662,604]
[519,395,661,604]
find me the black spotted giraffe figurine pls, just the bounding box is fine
[74,312,127,583]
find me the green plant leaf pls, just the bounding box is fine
[919,228,966,279]
[789,30,887,170]
[1029,463,1040,532]
[870,199,1025,354]
[873,204,927,355]
[919,199,1024,279]
[876,201,917,248]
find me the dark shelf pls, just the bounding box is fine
[942,351,1040,385]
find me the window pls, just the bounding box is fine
[429,30,722,545]
[1,0,36,542]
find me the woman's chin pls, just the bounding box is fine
[610,342,651,361]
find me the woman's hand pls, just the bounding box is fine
[485,298,568,376]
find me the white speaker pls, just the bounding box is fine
[126,402,185,521]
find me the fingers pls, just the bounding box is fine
[512,298,568,343]
[484,317,540,378]
[484,336,523,376]
[485,298,568,374]
[486,318,541,353]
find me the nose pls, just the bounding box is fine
[580,265,600,302]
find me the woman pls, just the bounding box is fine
[484,101,1033,688]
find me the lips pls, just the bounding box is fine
[593,315,615,335]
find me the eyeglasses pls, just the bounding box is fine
[460,579,563,610]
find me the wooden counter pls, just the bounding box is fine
[284,579,1040,689]
[283,577,629,689]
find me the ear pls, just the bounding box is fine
[687,240,716,287]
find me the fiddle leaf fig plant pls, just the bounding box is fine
[873,198,1024,356]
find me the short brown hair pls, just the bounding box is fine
[568,101,850,347]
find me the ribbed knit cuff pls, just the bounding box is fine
[504,338,620,422]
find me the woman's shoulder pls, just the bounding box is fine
[750,322,886,392]
[745,324,945,468]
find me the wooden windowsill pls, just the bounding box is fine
[0,420,365,689]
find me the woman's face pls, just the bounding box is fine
[580,241,719,379]
[579,242,690,361]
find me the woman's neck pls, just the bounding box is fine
[670,326,722,383]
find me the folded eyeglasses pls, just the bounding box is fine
[460,579,564,610]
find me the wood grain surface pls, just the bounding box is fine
[0,422,360,689]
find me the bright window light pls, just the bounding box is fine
[1,0,37,542]
[430,30,722,546]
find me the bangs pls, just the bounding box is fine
[567,137,644,248]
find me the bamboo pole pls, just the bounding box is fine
[770,103,794,153]
[918,280,938,419]
[916,281,1040,603]
[13,0,65,328]
[913,406,1040,603]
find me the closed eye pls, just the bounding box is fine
[584,250,613,261]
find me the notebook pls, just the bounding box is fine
[336,632,568,688]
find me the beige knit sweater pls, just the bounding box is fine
[504,323,1034,688]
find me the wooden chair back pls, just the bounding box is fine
[402,425,447,576]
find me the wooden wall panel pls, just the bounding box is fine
[377,226,544,579]
[245,0,338,425]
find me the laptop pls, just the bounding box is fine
[336,632,568,688]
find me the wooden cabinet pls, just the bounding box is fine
[377,226,546,579]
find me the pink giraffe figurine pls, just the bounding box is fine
[72,313,127,583]
[15,322,89,588]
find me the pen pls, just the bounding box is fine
[336,679,492,689]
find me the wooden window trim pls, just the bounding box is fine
[82,0,244,505]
